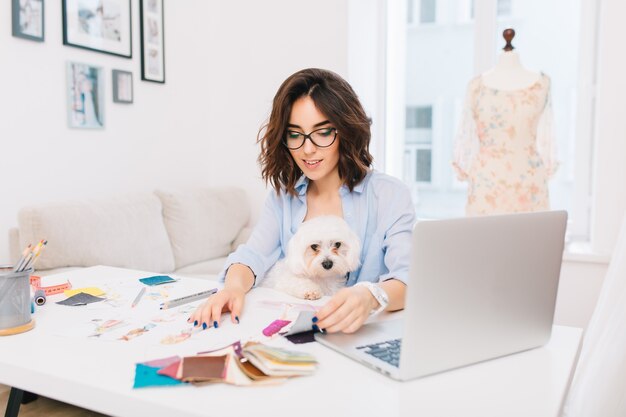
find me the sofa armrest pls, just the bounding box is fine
[231,226,252,251]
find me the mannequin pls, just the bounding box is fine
[452,29,558,216]
[482,28,540,90]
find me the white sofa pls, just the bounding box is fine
[8,187,252,280]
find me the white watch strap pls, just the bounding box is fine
[356,282,389,316]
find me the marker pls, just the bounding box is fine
[131,287,147,308]
[159,288,217,310]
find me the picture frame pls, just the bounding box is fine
[66,61,105,129]
[140,0,165,83]
[62,0,132,58]
[12,0,44,42]
[112,70,133,104]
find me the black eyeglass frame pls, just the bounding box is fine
[282,127,338,150]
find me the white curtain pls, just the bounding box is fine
[562,212,626,416]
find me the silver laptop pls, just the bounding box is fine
[315,210,567,381]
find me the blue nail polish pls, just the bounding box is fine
[213,321,218,328]
[312,316,318,323]
[312,324,320,332]
[235,316,240,324]
[202,322,207,330]
[194,320,198,327]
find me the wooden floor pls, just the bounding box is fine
[0,384,108,416]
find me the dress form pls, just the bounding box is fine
[452,29,557,215]
[481,29,540,90]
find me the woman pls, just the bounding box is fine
[189,68,415,333]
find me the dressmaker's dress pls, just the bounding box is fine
[453,73,558,215]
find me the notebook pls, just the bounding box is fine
[315,210,568,381]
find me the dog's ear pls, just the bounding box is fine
[285,229,308,276]
[343,229,362,270]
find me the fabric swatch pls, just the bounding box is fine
[263,319,291,336]
[133,364,183,388]
[143,355,181,368]
[139,275,177,286]
[180,355,228,383]
[285,330,317,344]
[56,292,105,306]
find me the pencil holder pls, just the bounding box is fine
[0,266,35,335]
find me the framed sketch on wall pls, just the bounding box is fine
[112,70,133,103]
[67,62,105,129]
[12,0,44,42]
[140,0,165,83]
[62,0,132,58]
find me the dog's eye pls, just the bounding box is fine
[310,244,319,251]
[334,242,342,249]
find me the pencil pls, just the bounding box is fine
[159,288,217,310]
[22,240,47,272]
[14,243,32,272]
[131,287,147,308]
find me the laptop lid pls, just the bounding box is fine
[399,210,567,380]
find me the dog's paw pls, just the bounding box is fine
[292,282,323,300]
[303,289,322,300]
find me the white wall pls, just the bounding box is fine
[0,0,348,264]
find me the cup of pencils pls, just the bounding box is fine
[0,266,35,335]
[0,240,48,335]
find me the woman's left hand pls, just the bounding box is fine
[314,286,378,333]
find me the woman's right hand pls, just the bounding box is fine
[187,263,255,329]
[187,287,245,329]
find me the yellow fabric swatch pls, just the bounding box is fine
[64,287,105,297]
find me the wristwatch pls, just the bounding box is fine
[356,282,389,316]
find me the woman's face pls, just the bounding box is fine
[287,96,340,184]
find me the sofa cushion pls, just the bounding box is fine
[174,257,227,279]
[155,187,250,269]
[17,194,175,272]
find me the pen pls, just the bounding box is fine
[131,287,147,308]
[160,288,217,310]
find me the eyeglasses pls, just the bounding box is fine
[283,127,338,150]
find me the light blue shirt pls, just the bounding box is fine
[219,170,416,286]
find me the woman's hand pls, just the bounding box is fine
[187,263,255,329]
[313,285,379,333]
[187,287,245,329]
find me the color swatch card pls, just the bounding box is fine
[139,275,177,286]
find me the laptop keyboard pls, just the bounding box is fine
[357,338,402,368]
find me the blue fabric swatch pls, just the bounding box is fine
[133,364,183,388]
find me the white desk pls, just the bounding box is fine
[0,266,582,417]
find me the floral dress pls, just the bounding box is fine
[453,73,558,215]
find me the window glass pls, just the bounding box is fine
[403,0,583,222]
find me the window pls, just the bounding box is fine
[420,0,436,24]
[383,0,596,236]
[405,106,433,184]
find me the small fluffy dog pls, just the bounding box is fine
[261,215,361,300]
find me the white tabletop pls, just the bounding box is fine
[0,266,582,417]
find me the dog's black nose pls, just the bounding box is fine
[322,260,333,270]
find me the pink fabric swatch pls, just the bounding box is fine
[262,319,291,336]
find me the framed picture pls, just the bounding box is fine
[62,0,132,58]
[112,70,133,103]
[140,0,165,83]
[12,0,44,41]
[66,62,105,129]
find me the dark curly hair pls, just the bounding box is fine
[258,68,373,196]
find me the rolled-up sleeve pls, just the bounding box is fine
[217,192,283,284]
[378,181,415,285]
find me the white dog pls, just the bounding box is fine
[261,215,361,300]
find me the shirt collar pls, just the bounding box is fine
[294,170,370,197]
